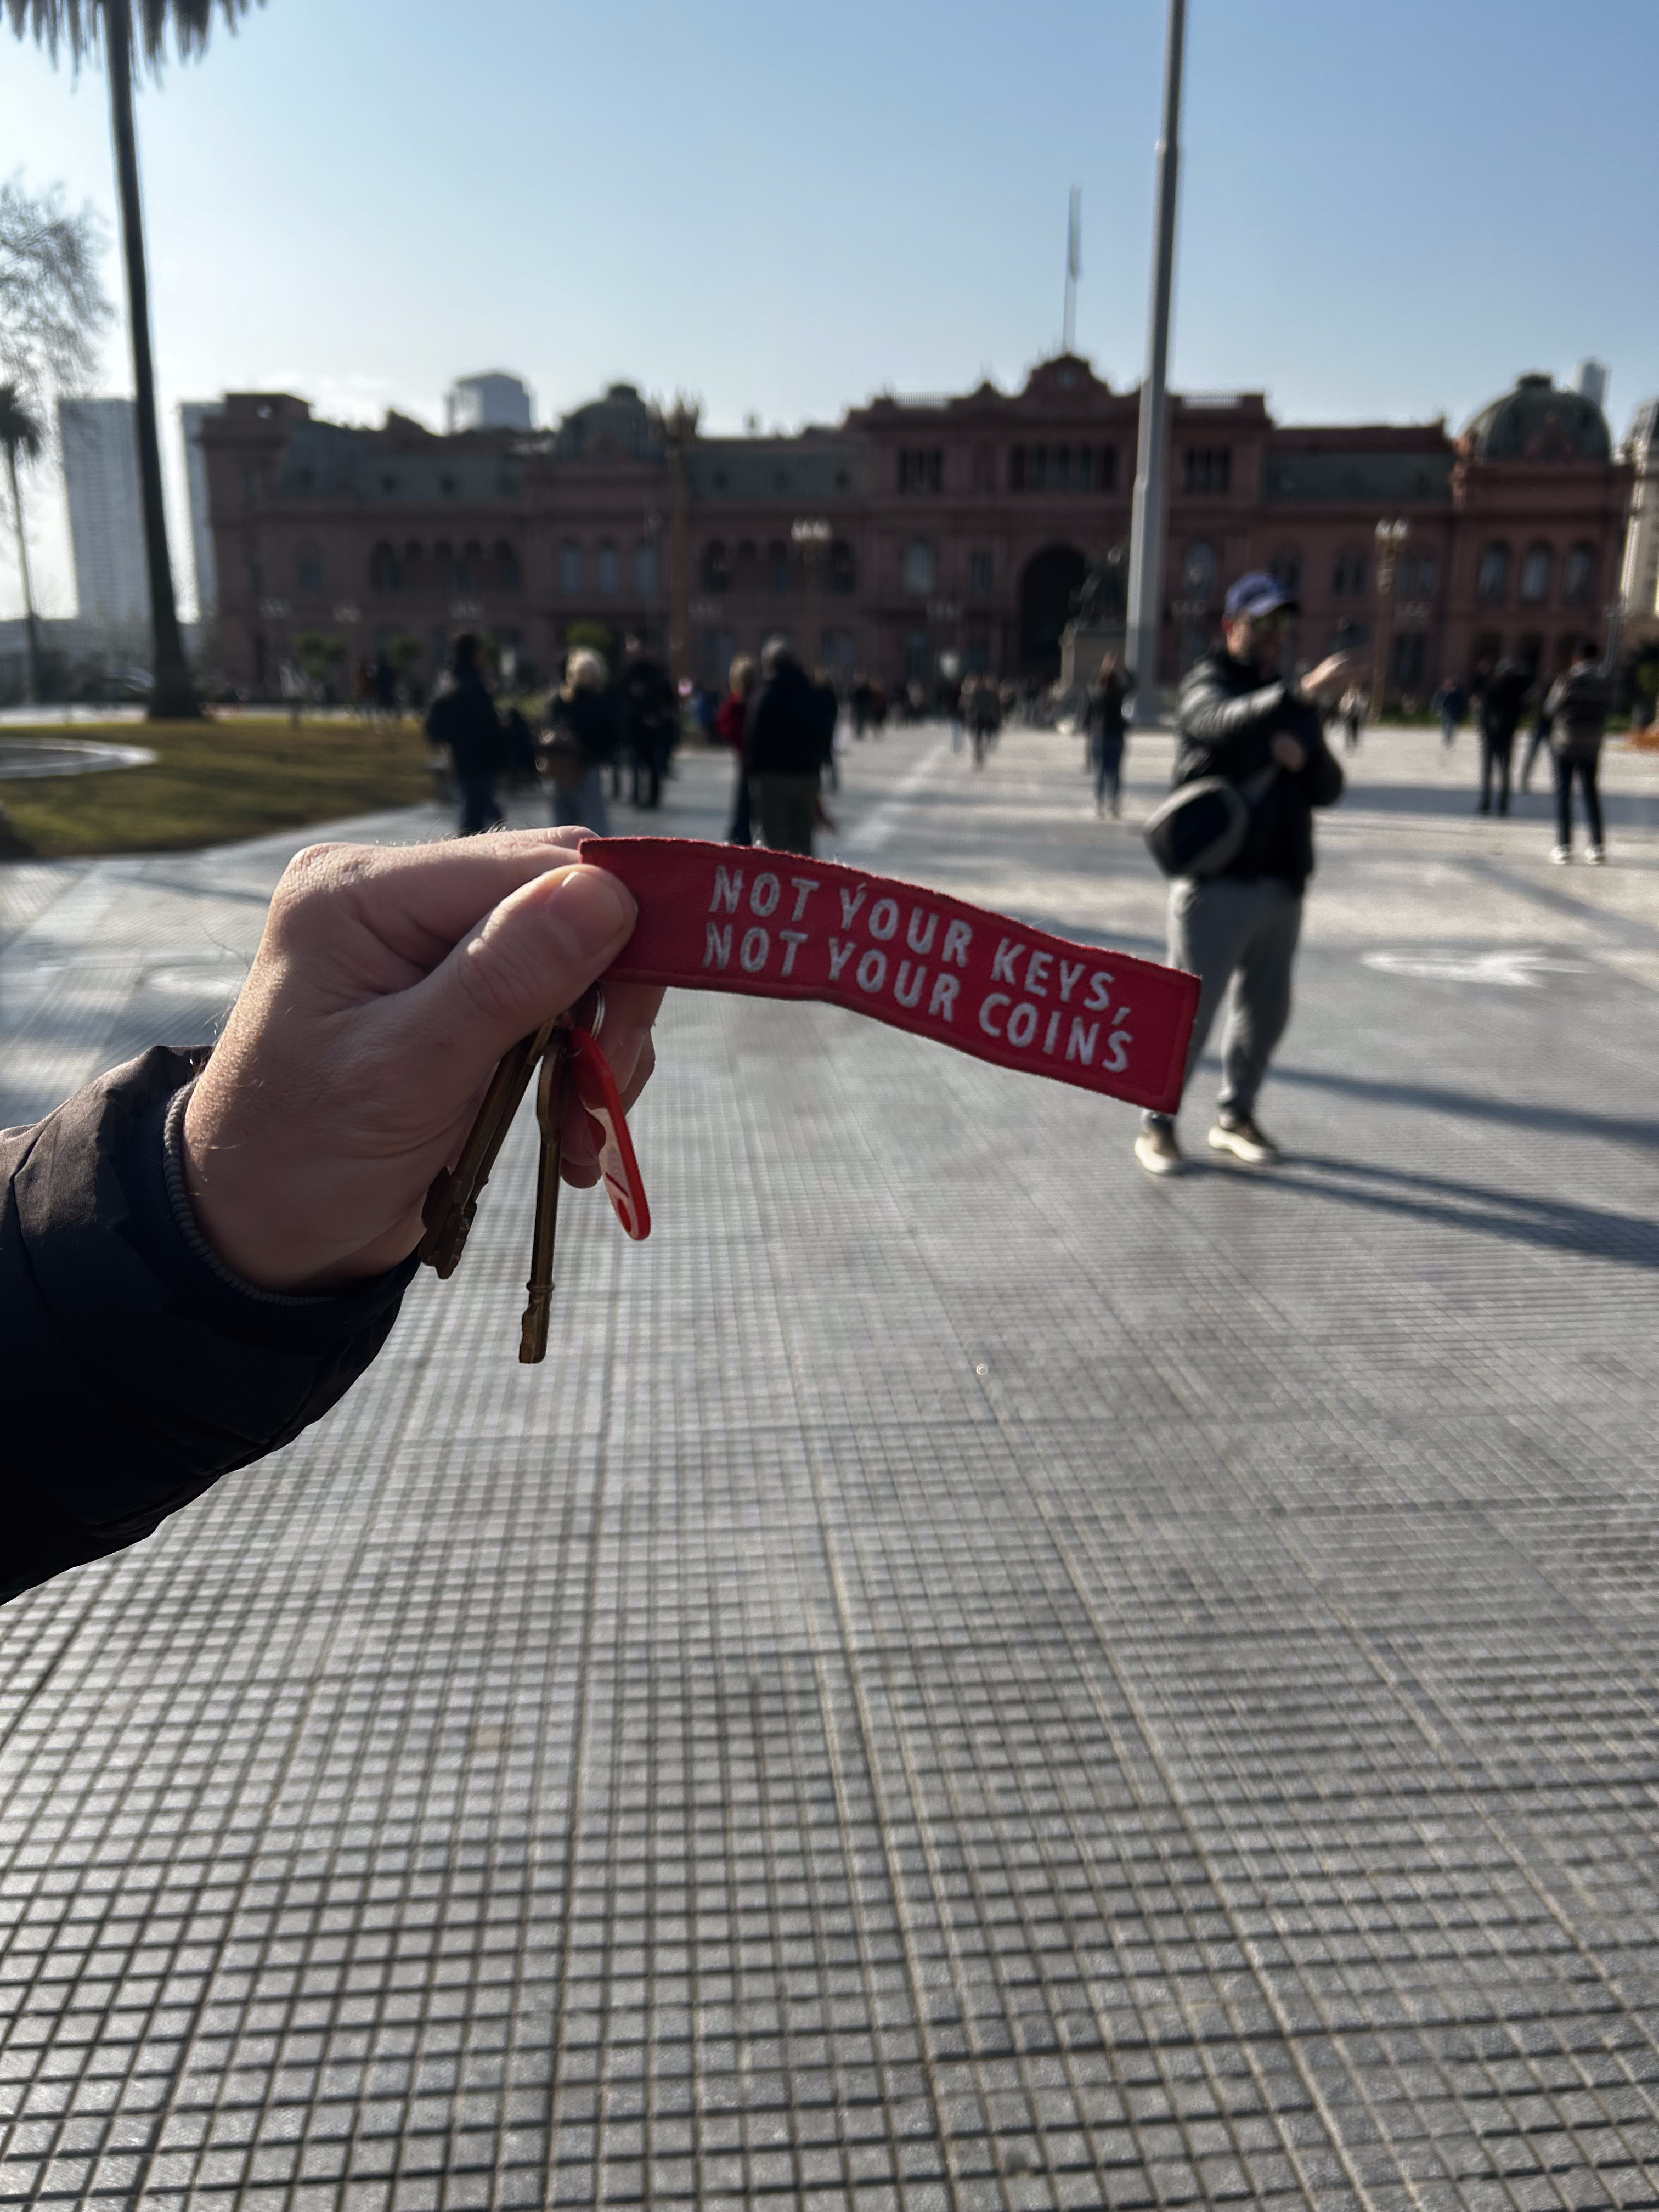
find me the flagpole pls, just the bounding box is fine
[1063,187,1081,355]
[1126,0,1187,726]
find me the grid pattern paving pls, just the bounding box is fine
[2,726,1657,2210]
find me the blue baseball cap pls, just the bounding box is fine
[1223,571,1299,620]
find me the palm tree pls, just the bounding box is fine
[5,1,260,719]
[0,381,46,703]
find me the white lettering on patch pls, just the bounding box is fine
[991,937,1025,985]
[704,922,732,970]
[750,872,780,918]
[839,885,867,927]
[929,974,960,1022]
[1065,1019,1099,1065]
[712,867,743,915]
[1058,959,1085,1003]
[778,930,808,976]
[740,927,769,973]
[827,936,856,982]
[942,919,973,968]
[978,992,1009,1037]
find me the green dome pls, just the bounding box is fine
[1463,372,1611,462]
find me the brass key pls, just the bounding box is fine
[517,1034,568,1364]
[420,1017,556,1277]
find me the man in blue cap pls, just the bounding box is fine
[1136,572,1357,1177]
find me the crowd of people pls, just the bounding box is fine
[1434,646,1613,860]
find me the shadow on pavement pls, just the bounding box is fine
[1279,1152,1659,1271]
[1273,1064,1659,1153]
[1338,778,1659,827]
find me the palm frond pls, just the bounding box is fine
[4,0,261,71]
[0,379,46,460]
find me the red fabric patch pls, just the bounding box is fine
[582,838,1197,1115]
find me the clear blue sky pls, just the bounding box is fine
[3,0,1656,617]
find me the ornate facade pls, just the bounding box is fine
[202,361,1630,700]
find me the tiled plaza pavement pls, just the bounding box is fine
[2,724,1658,2211]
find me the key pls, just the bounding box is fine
[517,1034,567,1364]
[420,1017,556,1277]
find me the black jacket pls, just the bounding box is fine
[1,1050,412,1609]
[1543,663,1611,759]
[1476,661,1533,744]
[1085,669,1134,738]
[1173,651,1344,890]
[617,655,678,752]
[746,662,827,776]
[426,672,506,777]
[546,687,618,768]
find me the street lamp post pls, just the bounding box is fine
[1126,0,1188,727]
[1370,518,1409,724]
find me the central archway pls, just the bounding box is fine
[1019,545,1087,678]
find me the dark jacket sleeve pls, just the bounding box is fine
[2,1047,414,1607]
[1173,662,1293,781]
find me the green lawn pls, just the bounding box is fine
[0,717,437,859]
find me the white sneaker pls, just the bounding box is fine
[1550,844,1571,865]
[1209,1115,1282,1166]
[1586,844,1606,865]
[1134,1122,1184,1177]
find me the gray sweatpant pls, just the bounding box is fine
[1147,874,1303,1126]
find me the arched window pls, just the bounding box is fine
[369,541,401,594]
[1562,542,1596,604]
[635,541,658,595]
[735,540,759,590]
[403,542,425,594]
[766,539,790,593]
[457,540,484,590]
[1331,548,1368,597]
[699,540,730,594]
[493,541,521,592]
[296,545,324,593]
[901,540,936,596]
[559,540,581,595]
[1183,541,1219,598]
[1519,543,1553,604]
[1476,543,1510,603]
[828,539,856,595]
[597,541,620,594]
[433,540,456,591]
[1269,549,1302,596]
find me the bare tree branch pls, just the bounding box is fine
[0,173,111,408]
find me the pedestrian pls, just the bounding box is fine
[1084,654,1133,815]
[813,667,842,791]
[425,633,506,836]
[369,652,398,724]
[851,675,873,738]
[717,653,758,844]
[1339,684,1365,755]
[1519,686,1553,794]
[1135,572,1355,1178]
[746,636,826,855]
[540,648,617,834]
[503,704,538,792]
[963,674,1000,768]
[1544,638,1610,864]
[1432,675,1467,749]
[617,635,679,809]
[1471,655,1532,816]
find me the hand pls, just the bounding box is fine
[1269,733,1308,771]
[182,830,663,1293]
[1300,651,1363,700]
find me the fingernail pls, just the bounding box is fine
[538,864,636,962]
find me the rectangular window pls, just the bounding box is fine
[1075,447,1093,493]
[898,448,943,493]
[1098,446,1116,492]
[968,552,992,597]
[1031,445,1048,493]
[1009,445,1026,492]
[1182,447,1232,495]
[1055,447,1071,493]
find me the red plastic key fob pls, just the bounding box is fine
[567,1026,651,1240]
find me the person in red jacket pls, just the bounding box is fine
[716,652,758,844]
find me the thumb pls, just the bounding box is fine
[409,861,637,1066]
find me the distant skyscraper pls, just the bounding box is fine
[59,397,149,629]
[180,400,224,616]
[1573,359,1609,411]
[447,371,533,433]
